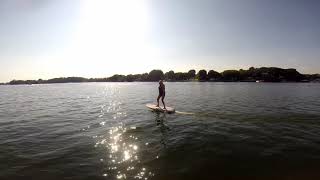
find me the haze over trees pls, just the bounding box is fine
[5,67,320,85]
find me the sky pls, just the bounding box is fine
[0,0,320,82]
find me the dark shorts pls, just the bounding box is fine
[159,90,165,97]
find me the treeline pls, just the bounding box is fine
[6,67,320,85]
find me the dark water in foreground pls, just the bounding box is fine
[1,82,320,180]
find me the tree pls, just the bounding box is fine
[222,70,240,81]
[249,67,255,71]
[46,77,87,83]
[188,69,196,79]
[239,69,249,80]
[174,72,189,81]
[165,70,175,81]
[207,70,221,80]
[282,68,304,81]
[197,69,207,81]
[140,73,149,81]
[107,74,126,82]
[126,74,135,82]
[148,70,164,81]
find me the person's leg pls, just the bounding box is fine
[156,95,161,107]
[161,96,166,109]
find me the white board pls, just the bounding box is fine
[146,104,175,113]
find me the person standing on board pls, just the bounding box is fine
[156,80,166,109]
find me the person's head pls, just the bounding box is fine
[159,80,164,85]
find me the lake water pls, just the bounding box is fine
[1,82,320,180]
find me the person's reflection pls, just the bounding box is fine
[154,112,169,148]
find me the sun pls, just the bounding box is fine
[61,0,155,77]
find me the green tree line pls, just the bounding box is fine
[6,67,320,85]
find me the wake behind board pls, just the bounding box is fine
[146,104,175,114]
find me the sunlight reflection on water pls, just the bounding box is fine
[95,123,154,179]
[94,86,154,179]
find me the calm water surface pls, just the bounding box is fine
[0,82,320,180]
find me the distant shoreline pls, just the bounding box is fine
[2,67,320,85]
[2,80,320,86]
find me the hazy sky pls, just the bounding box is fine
[1,0,320,82]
